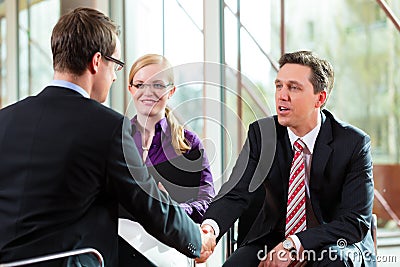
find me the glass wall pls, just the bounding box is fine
[164,0,204,135]
[283,0,400,163]
[222,1,278,193]
[0,0,399,261]
[0,9,6,107]
[221,0,400,254]
[1,0,399,165]
[222,0,400,166]
[124,0,205,136]
[18,0,59,100]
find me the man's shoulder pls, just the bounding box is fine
[2,86,125,125]
[45,85,125,122]
[250,115,281,133]
[89,99,124,120]
[183,128,200,147]
[0,95,34,109]
[251,115,278,127]
[322,109,369,139]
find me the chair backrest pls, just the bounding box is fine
[371,213,378,255]
[0,248,104,267]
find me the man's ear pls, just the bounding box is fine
[316,90,327,108]
[89,52,102,74]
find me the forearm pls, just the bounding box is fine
[179,199,209,223]
[110,118,202,257]
[181,189,214,222]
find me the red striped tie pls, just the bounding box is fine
[285,139,307,237]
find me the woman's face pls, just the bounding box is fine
[129,63,175,120]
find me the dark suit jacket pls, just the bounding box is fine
[204,110,375,264]
[0,86,201,266]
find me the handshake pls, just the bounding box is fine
[196,224,217,263]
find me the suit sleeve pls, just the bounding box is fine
[179,132,215,223]
[106,117,201,258]
[297,134,374,250]
[202,119,275,239]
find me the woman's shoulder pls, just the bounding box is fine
[183,128,202,149]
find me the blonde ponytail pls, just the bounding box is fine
[165,107,191,154]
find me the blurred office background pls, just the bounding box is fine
[0,0,399,266]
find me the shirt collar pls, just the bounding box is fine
[158,117,170,136]
[287,114,322,154]
[131,116,170,136]
[49,80,90,98]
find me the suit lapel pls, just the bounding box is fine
[275,112,334,195]
[275,123,293,196]
[310,111,333,191]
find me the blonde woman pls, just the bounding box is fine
[119,54,215,267]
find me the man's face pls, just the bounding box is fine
[92,38,121,103]
[274,63,326,136]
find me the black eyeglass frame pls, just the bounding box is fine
[103,55,125,71]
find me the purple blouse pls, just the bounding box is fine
[131,116,215,223]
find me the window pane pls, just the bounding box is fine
[18,0,59,100]
[164,0,204,134]
[164,0,203,64]
[284,0,400,163]
[124,0,163,57]
[0,14,6,107]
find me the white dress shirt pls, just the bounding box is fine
[203,115,322,254]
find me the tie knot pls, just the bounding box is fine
[294,139,305,152]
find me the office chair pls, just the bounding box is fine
[0,248,104,267]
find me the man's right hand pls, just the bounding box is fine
[201,224,215,236]
[196,224,216,263]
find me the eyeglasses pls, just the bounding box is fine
[131,83,173,90]
[104,55,125,72]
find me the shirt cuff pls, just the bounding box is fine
[201,219,220,237]
[289,234,301,254]
[179,203,192,215]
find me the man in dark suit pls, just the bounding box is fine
[0,7,214,266]
[201,51,375,266]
